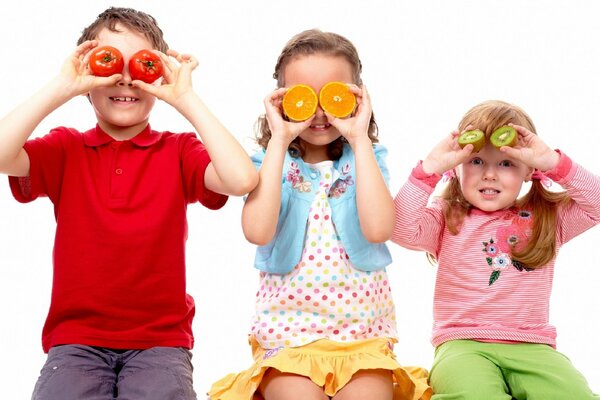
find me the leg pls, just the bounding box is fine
[500,343,600,400]
[333,369,393,400]
[430,340,512,400]
[116,347,197,400]
[259,368,329,400]
[31,345,116,400]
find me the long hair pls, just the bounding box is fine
[77,7,168,52]
[256,29,378,159]
[440,100,570,268]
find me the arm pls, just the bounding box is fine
[392,163,445,254]
[332,85,394,242]
[498,125,600,241]
[241,88,314,245]
[134,50,257,196]
[391,130,473,253]
[0,41,121,176]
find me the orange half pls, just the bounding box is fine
[282,84,318,121]
[319,81,356,118]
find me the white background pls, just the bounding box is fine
[0,0,598,397]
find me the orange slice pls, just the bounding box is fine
[282,84,318,121]
[319,81,356,118]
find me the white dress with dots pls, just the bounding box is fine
[251,160,398,349]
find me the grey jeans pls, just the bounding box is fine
[31,345,197,400]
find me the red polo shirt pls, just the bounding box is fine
[9,125,227,352]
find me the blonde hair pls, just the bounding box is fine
[440,100,570,269]
[256,29,378,159]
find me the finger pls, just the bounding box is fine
[131,79,158,96]
[509,123,533,138]
[75,40,98,58]
[265,87,287,106]
[498,145,522,159]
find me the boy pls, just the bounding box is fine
[0,7,257,400]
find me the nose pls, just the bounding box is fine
[314,104,326,117]
[482,165,498,180]
[116,66,133,87]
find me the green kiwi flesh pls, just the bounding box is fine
[458,129,485,152]
[490,126,517,148]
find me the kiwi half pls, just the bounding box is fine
[458,129,485,152]
[490,126,517,148]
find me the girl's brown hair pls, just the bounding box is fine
[440,100,570,269]
[257,29,378,159]
[77,7,168,53]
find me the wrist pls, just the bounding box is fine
[421,158,441,175]
[267,136,292,151]
[347,135,372,150]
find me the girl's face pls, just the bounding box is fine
[283,54,354,160]
[456,142,533,212]
[88,24,158,139]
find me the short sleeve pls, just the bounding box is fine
[8,127,70,203]
[179,133,228,210]
[373,144,390,186]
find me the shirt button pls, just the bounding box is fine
[115,168,123,175]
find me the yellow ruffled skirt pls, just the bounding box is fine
[208,337,431,399]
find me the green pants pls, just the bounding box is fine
[430,340,598,400]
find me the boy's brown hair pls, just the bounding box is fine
[257,29,378,160]
[77,7,168,53]
[440,100,570,269]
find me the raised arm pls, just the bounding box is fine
[135,50,257,196]
[331,85,394,242]
[0,41,121,176]
[241,88,314,245]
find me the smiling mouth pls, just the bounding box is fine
[110,97,139,103]
[310,123,331,130]
[480,189,500,195]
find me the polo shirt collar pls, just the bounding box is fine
[83,124,161,147]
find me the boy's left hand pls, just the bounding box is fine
[328,84,372,146]
[499,124,560,172]
[132,49,197,106]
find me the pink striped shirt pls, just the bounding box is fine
[392,152,600,348]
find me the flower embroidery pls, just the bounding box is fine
[329,162,354,198]
[286,161,312,193]
[482,210,534,286]
[496,225,527,253]
[263,346,284,360]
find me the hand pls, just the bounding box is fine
[328,84,371,146]
[58,40,122,98]
[131,49,197,106]
[422,130,475,175]
[499,124,560,171]
[263,87,314,147]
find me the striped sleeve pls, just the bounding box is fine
[392,162,445,256]
[555,160,600,245]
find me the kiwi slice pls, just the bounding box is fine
[490,126,517,148]
[458,129,485,152]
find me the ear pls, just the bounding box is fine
[524,167,534,182]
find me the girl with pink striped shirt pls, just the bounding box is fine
[392,100,600,399]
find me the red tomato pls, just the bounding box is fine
[88,46,124,77]
[129,49,163,83]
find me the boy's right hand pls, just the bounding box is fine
[422,130,474,175]
[264,87,314,147]
[57,40,122,98]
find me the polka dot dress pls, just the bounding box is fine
[252,161,398,349]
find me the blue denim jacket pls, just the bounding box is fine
[252,143,392,275]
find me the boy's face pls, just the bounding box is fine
[88,24,158,138]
